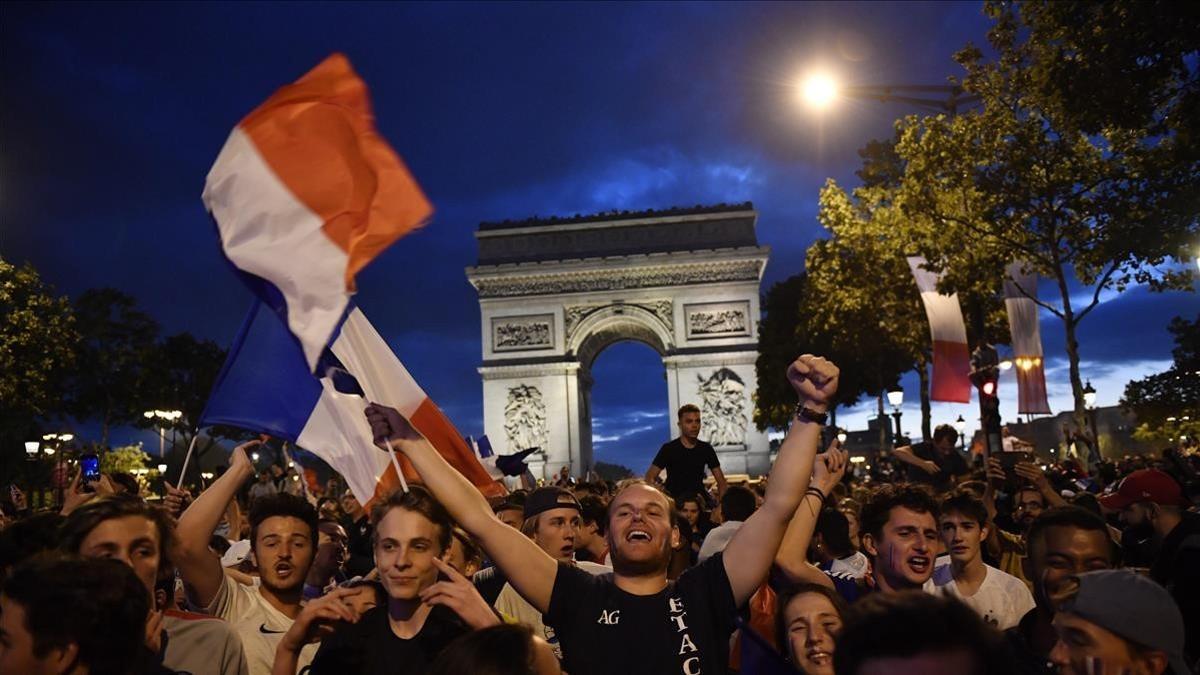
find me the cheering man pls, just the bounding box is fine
[366,354,837,675]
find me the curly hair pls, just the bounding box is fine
[249,492,318,552]
[859,483,939,542]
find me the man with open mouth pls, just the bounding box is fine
[175,440,321,675]
[366,353,839,675]
[851,483,941,600]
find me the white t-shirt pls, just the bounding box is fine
[205,572,318,675]
[924,561,1035,630]
[494,560,610,659]
[698,520,743,562]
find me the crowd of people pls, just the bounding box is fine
[1,354,1197,675]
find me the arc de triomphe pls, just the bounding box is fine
[466,203,772,478]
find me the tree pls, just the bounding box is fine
[753,270,883,435]
[896,1,1200,447]
[138,332,231,454]
[0,259,78,420]
[0,259,78,482]
[66,289,160,446]
[1122,315,1200,445]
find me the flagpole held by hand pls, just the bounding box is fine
[178,433,200,487]
[384,438,410,494]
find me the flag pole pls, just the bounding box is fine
[384,438,410,493]
[178,433,200,486]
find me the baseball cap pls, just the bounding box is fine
[1098,469,1187,510]
[523,487,581,520]
[1057,569,1190,675]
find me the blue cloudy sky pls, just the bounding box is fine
[3,2,1196,472]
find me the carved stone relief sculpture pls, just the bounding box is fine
[697,368,747,446]
[492,314,554,351]
[684,301,751,340]
[504,384,550,452]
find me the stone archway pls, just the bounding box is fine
[467,204,772,478]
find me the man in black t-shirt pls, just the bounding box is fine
[894,424,969,491]
[645,404,728,504]
[365,354,841,675]
[275,486,501,675]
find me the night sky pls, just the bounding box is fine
[4,2,1196,472]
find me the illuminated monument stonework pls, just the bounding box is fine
[467,203,772,478]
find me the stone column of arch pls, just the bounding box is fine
[467,204,773,480]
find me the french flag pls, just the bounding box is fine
[202,53,432,371]
[200,301,506,505]
[907,256,971,403]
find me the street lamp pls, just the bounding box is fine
[887,389,904,442]
[144,410,183,458]
[24,441,40,459]
[1082,379,1100,457]
[837,430,848,444]
[954,415,967,450]
[1082,380,1097,409]
[798,70,980,115]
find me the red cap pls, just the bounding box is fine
[1099,469,1187,510]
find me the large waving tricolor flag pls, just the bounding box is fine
[200,301,506,505]
[202,53,432,371]
[907,256,971,402]
[1003,262,1051,414]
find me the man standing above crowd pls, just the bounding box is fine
[926,491,1034,630]
[893,424,969,492]
[366,354,838,675]
[175,440,321,675]
[1100,468,1200,667]
[645,404,728,504]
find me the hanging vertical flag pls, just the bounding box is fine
[202,53,432,371]
[1003,262,1051,414]
[199,300,505,505]
[907,256,971,402]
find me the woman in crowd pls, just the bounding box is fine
[775,583,848,675]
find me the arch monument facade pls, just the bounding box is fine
[466,204,772,479]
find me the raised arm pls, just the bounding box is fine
[364,404,558,614]
[175,441,258,607]
[893,445,937,474]
[773,440,847,587]
[722,355,838,605]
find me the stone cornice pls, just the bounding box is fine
[468,252,768,298]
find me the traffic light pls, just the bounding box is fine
[970,344,1002,437]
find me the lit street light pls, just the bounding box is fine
[954,415,967,450]
[887,389,905,442]
[837,430,848,444]
[797,70,980,115]
[144,409,183,458]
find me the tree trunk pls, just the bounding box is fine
[917,354,933,441]
[877,390,888,451]
[1052,265,1098,472]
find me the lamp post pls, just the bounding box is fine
[887,389,904,443]
[954,415,967,451]
[143,410,183,458]
[41,432,73,508]
[1082,380,1099,456]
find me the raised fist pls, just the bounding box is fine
[786,355,839,409]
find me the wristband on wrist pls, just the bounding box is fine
[302,583,325,601]
[793,403,828,425]
[806,486,827,502]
